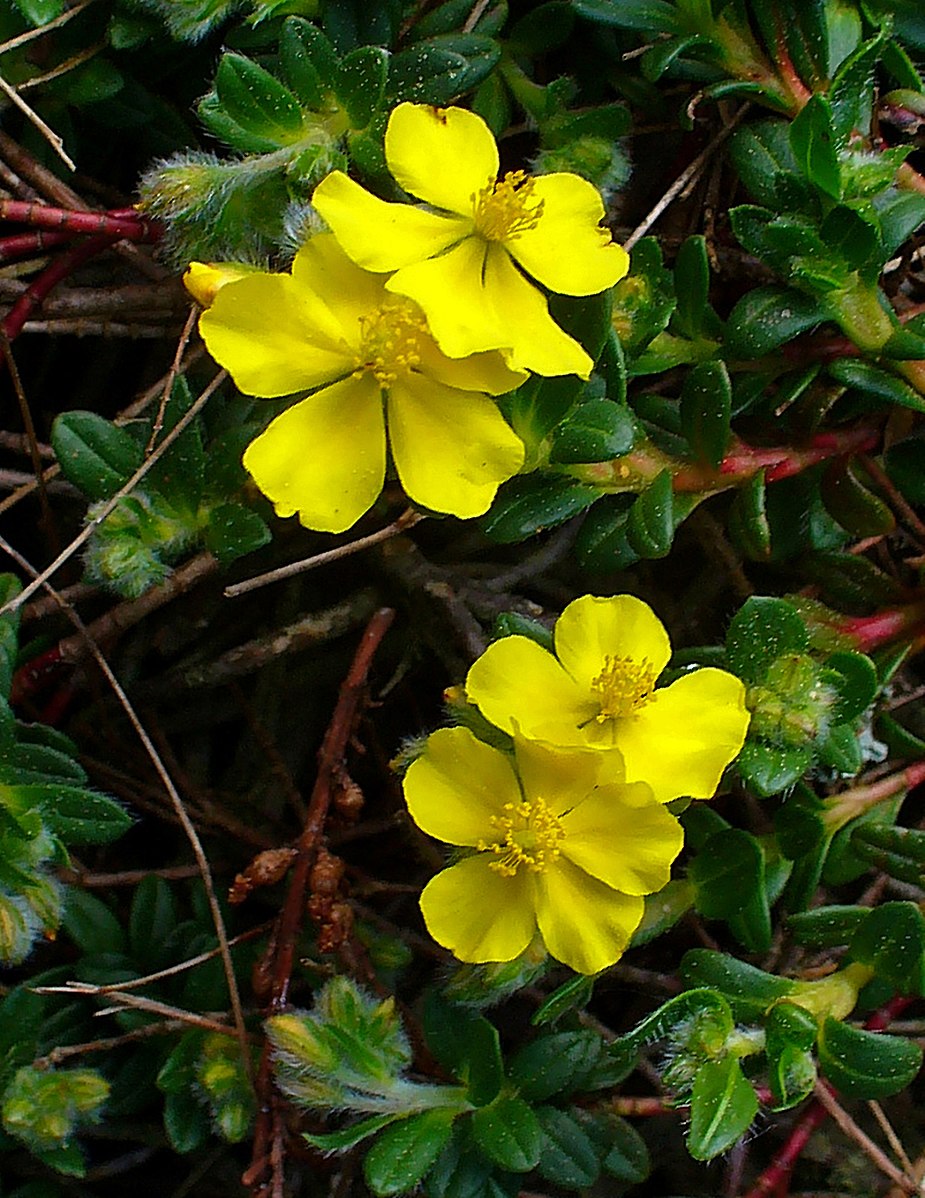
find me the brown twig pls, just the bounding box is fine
[245,607,396,1197]
[811,1082,917,1194]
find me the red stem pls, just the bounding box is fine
[0,199,160,242]
[2,234,118,341]
[839,602,925,653]
[0,229,75,262]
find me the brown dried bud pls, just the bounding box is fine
[317,901,354,954]
[228,847,298,904]
[309,847,345,899]
[334,776,364,820]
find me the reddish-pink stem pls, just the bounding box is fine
[839,602,925,653]
[0,229,75,262]
[2,234,117,340]
[0,199,160,242]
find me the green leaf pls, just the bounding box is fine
[827,358,925,414]
[129,876,177,970]
[163,1087,211,1154]
[471,1096,542,1172]
[570,0,677,31]
[687,1057,758,1161]
[789,94,841,199]
[595,1114,650,1181]
[574,494,637,572]
[215,54,305,145]
[203,503,271,565]
[776,784,828,860]
[724,287,825,358]
[280,18,339,106]
[737,741,813,797]
[364,1111,458,1197]
[145,376,206,507]
[506,375,584,458]
[820,458,895,537]
[614,988,734,1054]
[303,1113,398,1152]
[11,784,131,845]
[816,1016,922,1098]
[534,1107,599,1190]
[729,119,803,209]
[12,0,66,25]
[61,887,127,955]
[626,469,673,558]
[610,237,675,355]
[690,829,771,953]
[788,904,867,947]
[728,470,771,560]
[335,46,389,128]
[679,360,731,468]
[460,1019,503,1108]
[824,651,878,722]
[508,1032,604,1102]
[673,234,711,339]
[531,975,595,1027]
[849,901,925,994]
[51,411,142,502]
[549,399,635,464]
[829,31,884,141]
[641,33,714,81]
[726,596,809,683]
[481,476,599,543]
[679,951,792,1021]
[389,36,499,104]
[885,436,925,504]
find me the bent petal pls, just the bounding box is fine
[514,739,614,818]
[506,174,629,295]
[242,374,385,533]
[419,340,527,397]
[200,273,353,397]
[388,375,524,518]
[184,261,263,307]
[291,234,385,344]
[534,858,643,974]
[403,727,520,846]
[482,246,594,379]
[386,103,498,216]
[560,782,683,894]
[387,238,505,359]
[555,594,672,691]
[420,856,536,963]
[313,171,469,272]
[615,668,751,803]
[465,636,593,743]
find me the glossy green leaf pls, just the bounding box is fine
[725,596,809,683]
[534,1107,599,1190]
[680,359,731,467]
[614,987,734,1054]
[481,476,599,543]
[471,1096,542,1172]
[724,287,825,358]
[817,1017,922,1098]
[790,94,841,199]
[690,828,771,952]
[687,1056,757,1161]
[673,235,711,339]
[788,904,867,947]
[335,46,388,128]
[848,901,925,994]
[280,18,337,107]
[531,974,595,1027]
[884,436,925,504]
[549,399,635,464]
[728,470,771,560]
[827,358,925,414]
[215,54,305,145]
[52,411,143,502]
[11,784,132,844]
[820,458,895,538]
[627,469,674,558]
[508,1032,603,1102]
[598,1115,650,1181]
[737,740,813,797]
[364,1111,458,1197]
[679,951,793,1021]
[203,503,271,565]
[303,1113,398,1152]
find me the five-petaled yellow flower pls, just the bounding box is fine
[312,103,629,380]
[465,594,750,804]
[403,727,683,974]
[195,234,526,533]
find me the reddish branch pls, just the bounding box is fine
[244,607,395,1198]
[0,199,160,241]
[2,233,118,341]
[0,229,73,262]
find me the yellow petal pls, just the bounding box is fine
[420,856,536,963]
[385,103,498,216]
[534,858,643,974]
[200,273,353,397]
[387,237,504,359]
[312,171,470,271]
[560,782,683,894]
[183,261,263,307]
[482,246,594,379]
[242,374,385,533]
[514,739,617,816]
[465,636,593,743]
[555,594,672,690]
[291,234,386,343]
[506,174,629,295]
[403,727,520,846]
[419,339,527,397]
[615,668,751,803]
[387,375,524,518]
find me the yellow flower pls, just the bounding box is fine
[312,103,629,380]
[183,261,263,307]
[403,727,683,974]
[195,234,526,533]
[465,594,750,804]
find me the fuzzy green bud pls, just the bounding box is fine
[746,653,839,747]
[195,1034,255,1143]
[85,492,200,599]
[2,1066,108,1150]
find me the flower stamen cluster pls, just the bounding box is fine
[477,798,565,876]
[472,171,544,241]
[591,654,658,721]
[356,301,427,384]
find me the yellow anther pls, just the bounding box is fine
[477,798,565,877]
[471,171,545,242]
[591,655,658,722]
[357,301,428,385]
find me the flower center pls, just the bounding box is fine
[478,798,565,877]
[357,301,428,385]
[471,170,545,242]
[591,655,658,721]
